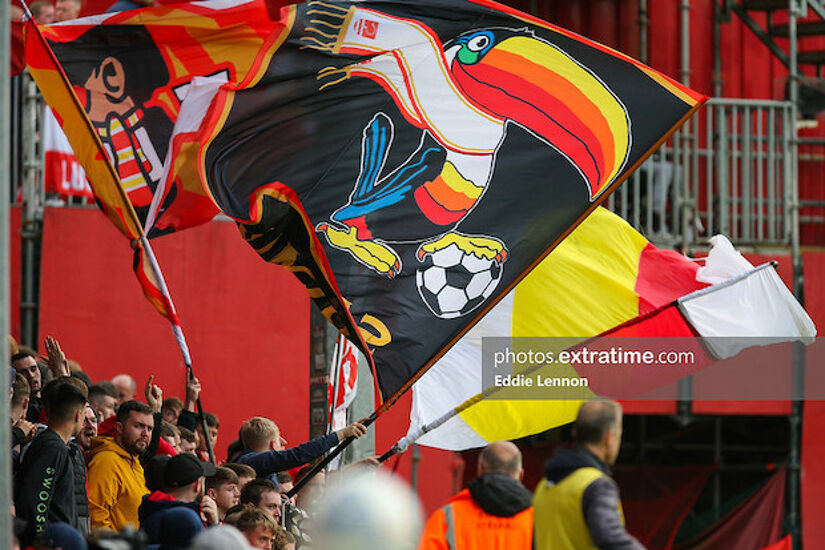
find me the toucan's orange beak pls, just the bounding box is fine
[452,36,629,199]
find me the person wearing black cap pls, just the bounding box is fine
[138,453,220,546]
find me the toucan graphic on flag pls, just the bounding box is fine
[197,0,705,400]
[310,6,631,285]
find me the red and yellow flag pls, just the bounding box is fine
[23,0,284,319]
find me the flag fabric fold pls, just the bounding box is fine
[23,0,286,322]
[23,17,181,321]
[26,0,282,236]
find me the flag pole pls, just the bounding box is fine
[138,235,216,464]
[326,333,342,436]
[0,1,14,546]
[285,411,378,499]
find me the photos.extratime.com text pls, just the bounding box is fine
[492,346,697,369]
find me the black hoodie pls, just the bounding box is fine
[541,447,644,550]
[14,428,77,543]
[467,473,533,517]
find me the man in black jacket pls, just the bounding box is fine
[14,378,88,542]
[138,452,218,545]
[68,403,98,536]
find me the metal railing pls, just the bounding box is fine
[608,98,798,249]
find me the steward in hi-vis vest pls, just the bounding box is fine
[533,400,645,550]
[418,441,533,550]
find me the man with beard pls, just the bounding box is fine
[11,352,44,422]
[86,400,154,530]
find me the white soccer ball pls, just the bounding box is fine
[416,243,503,319]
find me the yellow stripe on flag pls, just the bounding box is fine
[513,207,648,338]
[455,208,648,443]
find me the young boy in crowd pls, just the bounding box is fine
[205,466,241,522]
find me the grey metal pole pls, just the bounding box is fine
[20,75,41,348]
[787,4,803,548]
[410,443,421,494]
[676,0,693,422]
[680,0,691,88]
[0,2,15,548]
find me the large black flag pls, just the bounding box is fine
[197,0,705,403]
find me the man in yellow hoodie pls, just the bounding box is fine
[86,400,155,530]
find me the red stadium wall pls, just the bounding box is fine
[801,252,825,549]
[36,207,310,461]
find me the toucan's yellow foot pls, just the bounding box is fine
[316,223,401,277]
[417,232,508,264]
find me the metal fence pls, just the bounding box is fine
[608,98,798,249]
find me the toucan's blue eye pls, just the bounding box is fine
[456,31,495,65]
[468,34,490,52]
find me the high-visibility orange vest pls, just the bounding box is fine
[417,488,533,550]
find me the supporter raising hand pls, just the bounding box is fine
[145,375,163,413]
[45,336,70,378]
[184,374,201,412]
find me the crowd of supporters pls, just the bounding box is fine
[8,335,375,550]
[8,334,646,550]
